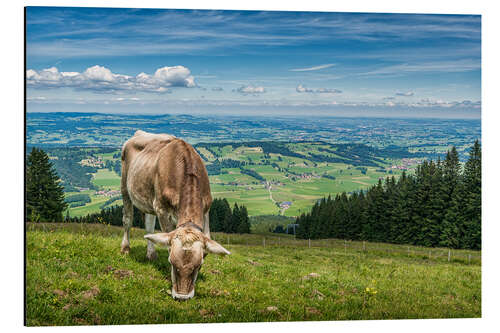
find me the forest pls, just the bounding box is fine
[295,141,481,250]
[64,197,251,234]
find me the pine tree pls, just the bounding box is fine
[231,203,241,233]
[26,148,67,222]
[221,199,233,233]
[237,205,251,234]
[461,140,481,249]
[209,198,221,232]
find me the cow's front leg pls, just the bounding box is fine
[121,194,133,254]
[203,212,211,238]
[145,213,158,261]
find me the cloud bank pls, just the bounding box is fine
[26,65,196,93]
[395,91,415,97]
[234,85,266,95]
[296,84,342,94]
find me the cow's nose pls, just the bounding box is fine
[172,288,194,300]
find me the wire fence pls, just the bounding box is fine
[27,223,481,266]
[211,232,481,265]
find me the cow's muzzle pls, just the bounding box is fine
[172,288,195,300]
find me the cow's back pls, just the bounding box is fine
[121,131,176,213]
[154,138,212,215]
[121,131,211,222]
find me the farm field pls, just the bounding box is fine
[26,223,481,326]
[61,142,416,217]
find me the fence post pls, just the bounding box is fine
[278,237,280,246]
[448,249,451,262]
[344,239,347,254]
[429,250,431,259]
[263,237,266,247]
[363,241,366,251]
[407,246,410,257]
[308,239,311,248]
[468,254,471,264]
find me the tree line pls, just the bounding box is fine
[208,198,251,233]
[65,198,251,234]
[296,141,481,250]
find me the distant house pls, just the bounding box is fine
[279,201,292,209]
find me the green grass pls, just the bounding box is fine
[91,169,121,190]
[68,194,110,217]
[26,223,481,326]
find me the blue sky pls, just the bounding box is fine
[26,7,481,118]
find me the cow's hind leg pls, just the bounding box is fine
[145,214,158,261]
[121,193,133,254]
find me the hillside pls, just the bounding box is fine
[26,223,481,325]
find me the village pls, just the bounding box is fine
[95,189,121,197]
[79,156,105,168]
[390,158,422,171]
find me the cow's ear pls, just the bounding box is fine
[144,232,173,247]
[204,238,231,255]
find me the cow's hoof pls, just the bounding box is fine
[121,245,130,254]
[146,251,158,261]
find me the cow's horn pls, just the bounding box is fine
[144,232,173,246]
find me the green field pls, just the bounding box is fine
[26,223,481,326]
[91,169,121,190]
[64,142,419,217]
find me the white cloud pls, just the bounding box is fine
[234,85,266,94]
[296,84,342,94]
[84,65,116,82]
[26,65,196,93]
[290,64,335,72]
[316,88,342,94]
[296,84,313,93]
[395,91,414,97]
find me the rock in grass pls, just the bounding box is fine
[302,272,320,280]
[266,306,278,312]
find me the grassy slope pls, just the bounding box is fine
[26,223,481,326]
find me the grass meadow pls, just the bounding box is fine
[26,223,481,326]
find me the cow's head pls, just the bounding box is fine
[144,227,230,300]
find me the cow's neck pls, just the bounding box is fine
[177,221,203,232]
[176,175,204,230]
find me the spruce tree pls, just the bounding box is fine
[461,140,481,249]
[237,205,251,234]
[26,148,67,222]
[231,203,241,233]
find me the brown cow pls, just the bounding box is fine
[120,130,230,300]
